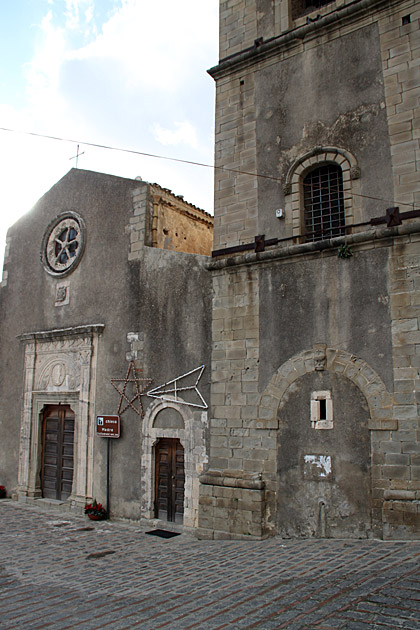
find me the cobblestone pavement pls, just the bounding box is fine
[1,501,420,629]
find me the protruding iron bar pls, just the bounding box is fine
[212,207,420,258]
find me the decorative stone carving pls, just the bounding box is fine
[56,286,67,302]
[314,344,327,371]
[36,349,81,392]
[283,182,292,196]
[55,282,70,307]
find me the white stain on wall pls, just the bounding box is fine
[304,455,332,478]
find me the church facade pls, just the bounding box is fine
[1,0,420,540]
[0,169,213,527]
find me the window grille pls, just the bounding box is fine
[291,0,335,20]
[303,164,345,242]
[305,0,334,9]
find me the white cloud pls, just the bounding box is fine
[153,121,198,149]
[64,0,94,30]
[24,11,67,121]
[0,0,218,271]
[68,0,218,92]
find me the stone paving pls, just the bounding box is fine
[1,501,420,629]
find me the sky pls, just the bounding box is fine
[0,0,219,271]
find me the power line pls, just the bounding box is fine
[0,125,265,178]
[0,125,419,212]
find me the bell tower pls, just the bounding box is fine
[199,0,420,540]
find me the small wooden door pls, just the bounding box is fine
[155,438,185,523]
[41,405,75,500]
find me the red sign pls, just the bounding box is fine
[96,415,120,438]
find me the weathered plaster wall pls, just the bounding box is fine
[276,371,371,539]
[0,169,141,500]
[259,247,393,393]
[256,23,393,238]
[109,247,212,520]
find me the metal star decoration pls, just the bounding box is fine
[111,361,152,417]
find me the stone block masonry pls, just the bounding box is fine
[383,229,420,538]
[127,182,213,259]
[127,184,151,260]
[197,470,266,539]
[212,72,258,250]
[198,263,267,539]
[200,224,420,540]
[202,0,420,541]
[380,0,420,209]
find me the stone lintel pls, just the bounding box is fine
[368,418,398,430]
[200,470,265,490]
[384,490,417,501]
[17,324,105,343]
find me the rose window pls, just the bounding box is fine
[41,213,85,276]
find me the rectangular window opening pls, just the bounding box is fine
[311,391,333,430]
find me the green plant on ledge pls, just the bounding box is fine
[337,244,353,259]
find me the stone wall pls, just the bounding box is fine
[211,0,417,250]
[211,71,258,250]
[127,181,213,259]
[0,169,213,526]
[200,0,420,539]
[199,224,420,540]
[383,228,420,537]
[380,0,420,210]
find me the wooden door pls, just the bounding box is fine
[42,405,75,500]
[155,438,185,523]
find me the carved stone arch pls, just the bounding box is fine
[36,356,79,391]
[257,345,394,431]
[141,397,208,528]
[283,147,362,237]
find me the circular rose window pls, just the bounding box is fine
[41,213,85,276]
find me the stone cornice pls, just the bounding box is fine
[208,0,398,80]
[207,222,420,271]
[18,324,105,343]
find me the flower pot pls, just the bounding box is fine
[88,513,106,521]
[0,490,6,499]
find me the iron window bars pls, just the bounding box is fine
[303,164,345,242]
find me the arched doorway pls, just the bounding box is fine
[41,405,75,500]
[141,398,207,528]
[155,438,185,523]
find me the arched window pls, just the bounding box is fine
[283,147,361,241]
[291,0,335,20]
[303,164,345,241]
